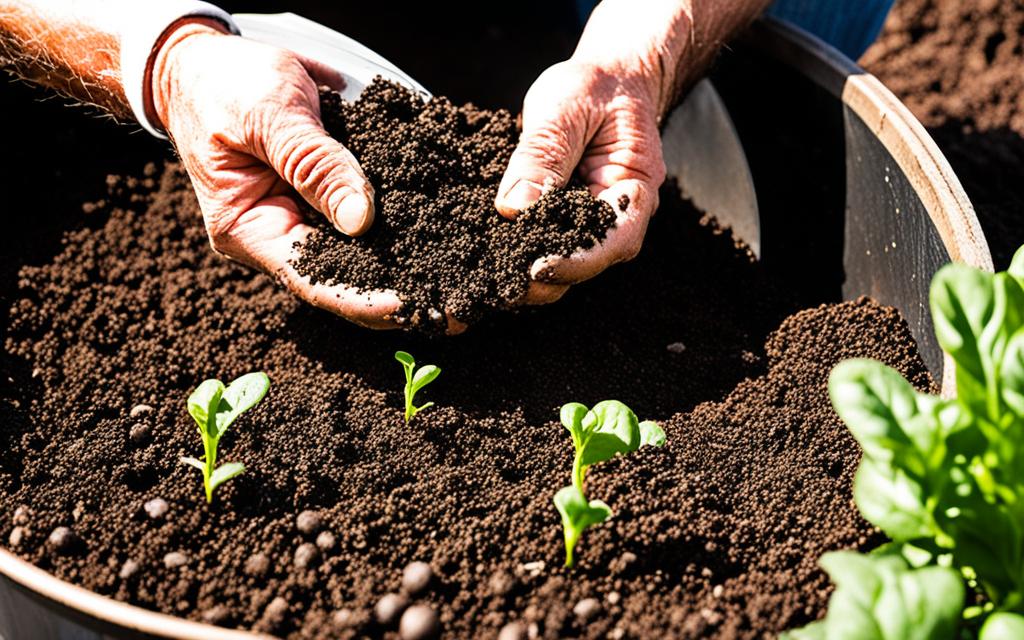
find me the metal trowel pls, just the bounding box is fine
[233,12,761,254]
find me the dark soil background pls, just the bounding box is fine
[862,0,1024,268]
[0,0,1009,638]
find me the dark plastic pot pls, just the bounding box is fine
[0,15,991,640]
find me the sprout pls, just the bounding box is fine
[180,372,269,502]
[395,351,440,424]
[554,400,665,567]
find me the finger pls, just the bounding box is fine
[210,195,402,329]
[295,54,348,93]
[517,281,571,306]
[261,111,375,237]
[495,91,589,219]
[529,179,658,285]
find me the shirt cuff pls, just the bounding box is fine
[119,1,240,139]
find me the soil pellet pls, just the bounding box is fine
[401,561,434,596]
[293,543,319,569]
[244,553,270,577]
[8,527,25,547]
[498,622,529,640]
[295,510,321,534]
[315,531,336,551]
[129,423,151,444]
[573,597,601,622]
[374,593,409,627]
[143,498,168,520]
[12,505,29,526]
[47,527,77,554]
[163,552,188,569]
[399,604,441,640]
[332,608,357,629]
[129,404,153,418]
[262,597,288,628]
[119,559,139,580]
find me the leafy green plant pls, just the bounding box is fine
[554,400,665,567]
[180,372,270,503]
[395,351,440,424]
[784,247,1024,639]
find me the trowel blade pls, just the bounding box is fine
[232,12,433,101]
[662,79,761,256]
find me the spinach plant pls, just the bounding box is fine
[555,400,665,567]
[180,372,270,503]
[395,351,440,424]
[784,247,1024,639]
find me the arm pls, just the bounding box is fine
[497,0,772,304]
[0,1,401,329]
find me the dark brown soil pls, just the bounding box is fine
[862,0,1024,269]
[0,154,930,638]
[294,80,615,332]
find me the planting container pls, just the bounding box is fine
[0,14,992,640]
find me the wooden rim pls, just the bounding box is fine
[0,16,993,638]
[748,18,992,396]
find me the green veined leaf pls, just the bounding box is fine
[853,459,934,543]
[216,372,270,436]
[1000,329,1024,418]
[931,263,997,393]
[180,456,205,471]
[980,613,1024,640]
[579,401,641,467]
[209,462,245,492]
[560,403,589,445]
[639,420,665,447]
[187,379,224,436]
[411,365,440,393]
[554,485,612,567]
[811,551,963,640]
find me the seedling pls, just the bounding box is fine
[395,351,440,424]
[554,400,665,567]
[783,246,1024,639]
[180,372,270,503]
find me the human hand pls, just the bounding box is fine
[151,19,401,328]
[495,53,668,305]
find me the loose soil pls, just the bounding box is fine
[862,0,1024,269]
[295,80,615,332]
[0,156,930,638]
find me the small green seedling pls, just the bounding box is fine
[555,400,665,567]
[180,372,270,502]
[395,351,440,424]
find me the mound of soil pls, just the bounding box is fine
[862,0,1024,268]
[293,80,615,332]
[0,158,929,638]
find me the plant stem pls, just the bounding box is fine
[203,435,215,503]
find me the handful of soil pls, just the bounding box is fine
[292,79,616,332]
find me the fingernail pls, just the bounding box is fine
[333,191,373,236]
[500,180,542,214]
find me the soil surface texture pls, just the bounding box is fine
[293,80,615,332]
[0,159,929,639]
[863,0,1024,269]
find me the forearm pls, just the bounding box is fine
[574,0,772,118]
[0,1,131,118]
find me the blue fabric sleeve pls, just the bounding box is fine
[575,1,894,61]
[767,0,895,59]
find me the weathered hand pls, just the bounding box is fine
[151,20,400,328]
[495,55,667,305]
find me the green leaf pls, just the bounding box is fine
[180,456,205,471]
[639,421,665,447]
[187,379,224,436]
[395,350,414,379]
[578,400,641,467]
[853,460,934,541]
[209,462,245,492]
[980,613,1024,640]
[215,372,270,437]
[560,403,589,444]
[554,485,611,567]
[411,365,440,394]
[778,622,826,640]
[1000,329,1024,417]
[801,551,964,640]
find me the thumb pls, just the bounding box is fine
[495,109,586,220]
[262,113,375,236]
